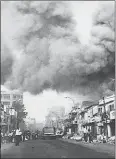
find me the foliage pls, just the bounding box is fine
[12,101,28,128]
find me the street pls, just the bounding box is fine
[1,139,114,158]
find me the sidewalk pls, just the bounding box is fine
[60,138,115,157]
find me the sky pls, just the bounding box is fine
[1,1,101,123]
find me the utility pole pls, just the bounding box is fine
[103,97,108,141]
[7,105,10,134]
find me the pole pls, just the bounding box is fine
[65,97,75,108]
[7,105,10,133]
[103,97,108,141]
[16,111,18,129]
[77,108,80,134]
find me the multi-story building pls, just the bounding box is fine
[98,94,115,138]
[77,94,115,139]
[63,94,115,141]
[1,90,23,109]
[1,89,23,133]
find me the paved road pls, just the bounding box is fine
[1,139,114,158]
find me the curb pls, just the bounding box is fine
[60,138,115,157]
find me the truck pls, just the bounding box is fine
[42,127,56,140]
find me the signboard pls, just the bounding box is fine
[110,111,115,120]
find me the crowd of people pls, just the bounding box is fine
[1,128,40,146]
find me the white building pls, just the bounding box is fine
[1,88,23,133]
[1,89,23,114]
[99,94,115,137]
[25,117,36,131]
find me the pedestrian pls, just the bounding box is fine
[9,131,13,143]
[19,130,22,142]
[22,131,26,142]
[88,129,93,143]
[83,126,88,142]
[4,132,8,143]
[8,132,11,143]
[1,132,3,144]
[15,128,21,146]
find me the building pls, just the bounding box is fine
[98,94,115,138]
[63,94,115,141]
[25,117,36,131]
[45,106,65,129]
[77,95,115,139]
[1,89,23,133]
[1,90,23,109]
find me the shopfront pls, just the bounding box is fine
[110,110,115,136]
[97,122,104,135]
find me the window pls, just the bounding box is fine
[13,95,17,99]
[98,107,102,113]
[3,94,10,100]
[110,104,114,111]
[13,94,22,99]
[2,102,10,105]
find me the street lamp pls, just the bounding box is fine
[64,97,75,108]
[76,107,80,134]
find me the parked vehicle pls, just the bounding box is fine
[70,134,82,141]
[42,127,56,140]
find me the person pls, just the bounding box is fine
[19,130,22,142]
[4,133,8,143]
[22,131,26,142]
[88,129,93,143]
[15,128,21,146]
[1,132,3,144]
[83,126,88,142]
[11,131,14,143]
[8,132,11,143]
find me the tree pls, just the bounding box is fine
[12,101,28,128]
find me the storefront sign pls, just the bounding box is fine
[110,111,115,120]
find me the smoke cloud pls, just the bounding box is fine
[2,1,115,98]
[1,39,14,84]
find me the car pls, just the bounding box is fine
[42,127,56,140]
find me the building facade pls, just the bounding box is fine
[1,89,23,133]
[63,94,115,140]
[98,94,115,138]
[1,90,23,109]
[25,117,36,131]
